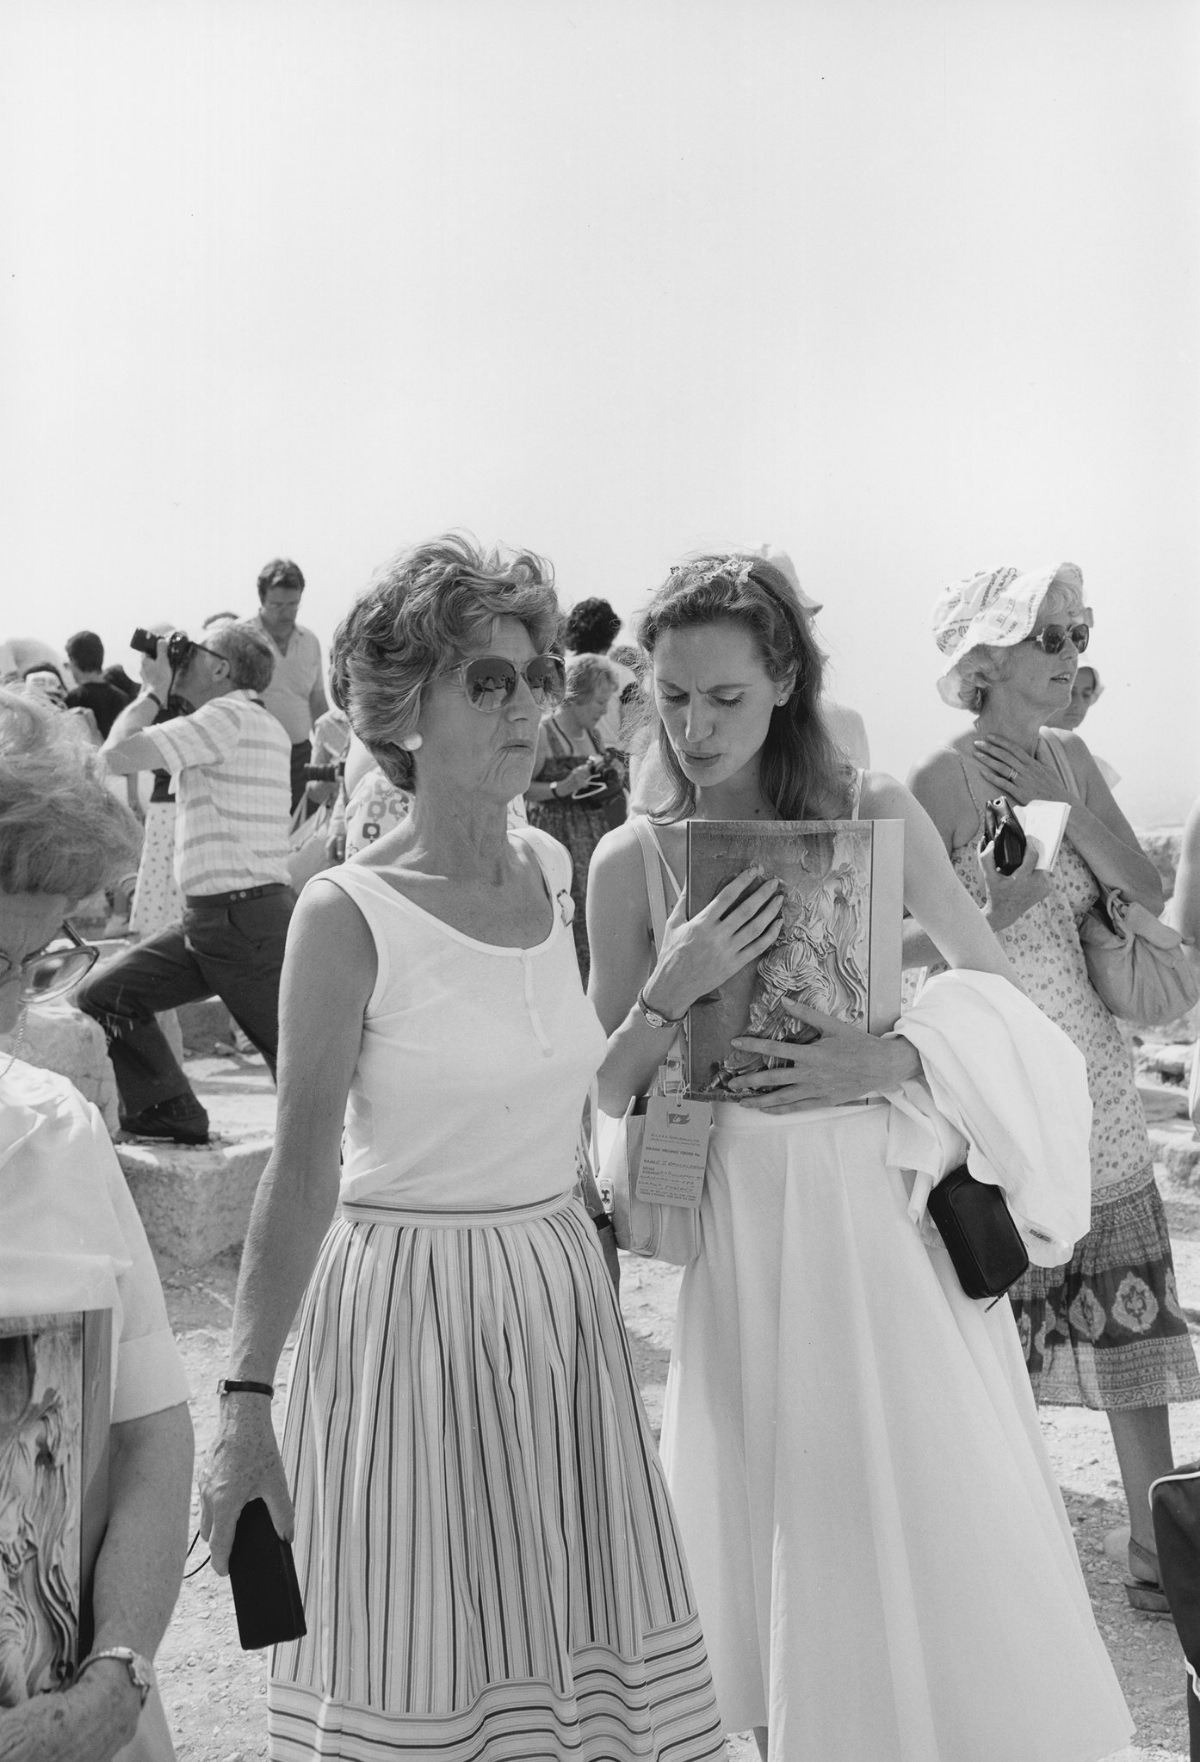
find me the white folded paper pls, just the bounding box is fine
[1013,798,1071,870]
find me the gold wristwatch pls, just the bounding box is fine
[76,1646,156,1707]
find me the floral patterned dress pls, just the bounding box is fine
[527,718,626,984]
[948,741,1200,1409]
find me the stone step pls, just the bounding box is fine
[118,1134,273,1268]
[116,1053,277,1268]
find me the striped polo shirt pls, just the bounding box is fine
[146,691,292,896]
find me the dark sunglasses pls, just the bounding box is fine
[445,653,566,713]
[1024,622,1091,656]
[0,922,98,1003]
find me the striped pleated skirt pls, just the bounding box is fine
[268,1193,724,1761]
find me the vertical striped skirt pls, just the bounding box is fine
[268,1194,723,1761]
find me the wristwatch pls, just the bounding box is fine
[76,1647,156,1707]
[635,986,685,1031]
[217,1377,275,1397]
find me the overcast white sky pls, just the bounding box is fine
[3,0,1197,822]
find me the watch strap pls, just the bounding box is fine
[76,1647,154,1706]
[636,986,685,1031]
[218,1377,275,1397]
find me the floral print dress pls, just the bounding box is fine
[948,744,1199,1408]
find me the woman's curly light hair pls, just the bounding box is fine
[0,688,142,897]
[950,576,1086,713]
[564,653,619,705]
[330,534,561,789]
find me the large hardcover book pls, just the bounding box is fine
[685,819,905,1100]
[0,1309,112,1704]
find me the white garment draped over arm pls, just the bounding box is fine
[882,968,1092,1266]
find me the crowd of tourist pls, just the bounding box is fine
[1,540,1199,1760]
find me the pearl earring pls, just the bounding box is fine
[400,733,423,752]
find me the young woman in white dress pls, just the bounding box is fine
[586,552,1132,1762]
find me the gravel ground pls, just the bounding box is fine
[155,1245,1197,1762]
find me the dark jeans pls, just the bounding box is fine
[289,739,313,812]
[77,889,295,1117]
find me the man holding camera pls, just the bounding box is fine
[79,621,293,1145]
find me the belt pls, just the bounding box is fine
[185,883,290,908]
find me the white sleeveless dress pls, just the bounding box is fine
[268,827,723,1761]
[641,794,1133,1762]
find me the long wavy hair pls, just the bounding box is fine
[637,553,854,822]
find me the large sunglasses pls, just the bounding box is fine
[0,922,98,1003]
[1024,621,1091,656]
[444,653,566,713]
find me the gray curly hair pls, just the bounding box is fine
[0,689,142,898]
[330,533,561,789]
[564,653,619,704]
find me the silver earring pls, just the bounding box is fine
[400,733,423,752]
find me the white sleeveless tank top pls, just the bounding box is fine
[318,826,608,1211]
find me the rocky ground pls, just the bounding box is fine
[148,1050,1200,1762]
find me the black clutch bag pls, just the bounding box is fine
[983,796,1027,876]
[926,1165,1030,1300]
[228,1497,307,1650]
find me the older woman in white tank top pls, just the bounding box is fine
[199,535,723,1762]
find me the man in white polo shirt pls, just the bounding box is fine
[252,557,329,810]
[79,621,293,1144]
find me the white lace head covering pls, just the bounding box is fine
[931,562,1088,708]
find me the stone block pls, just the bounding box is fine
[178,998,237,1055]
[15,997,119,1133]
[117,1133,273,1268]
[1136,826,1183,901]
[1152,1118,1200,1188]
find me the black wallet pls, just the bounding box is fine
[983,796,1027,876]
[926,1164,1030,1300]
[228,1497,307,1651]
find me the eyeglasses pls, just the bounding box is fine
[1024,622,1091,656]
[443,653,566,713]
[0,922,98,1003]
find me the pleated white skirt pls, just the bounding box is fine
[269,1193,723,1761]
[661,1101,1134,1762]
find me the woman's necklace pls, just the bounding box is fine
[551,710,591,754]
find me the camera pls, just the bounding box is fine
[301,762,345,784]
[130,627,195,669]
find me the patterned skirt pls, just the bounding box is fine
[130,802,181,939]
[268,1194,722,1761]
[1010,1165,1200,1409]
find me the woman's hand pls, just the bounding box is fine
[0,1665,140,1762]
[645,867,784,1020]
[977,839,1050,932]
[199,1396,294,1577]
[558,762,595,796]
[971,735,1073,808]
[725,1000,922,1112]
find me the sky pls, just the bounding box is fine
[3,0,1197,824]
